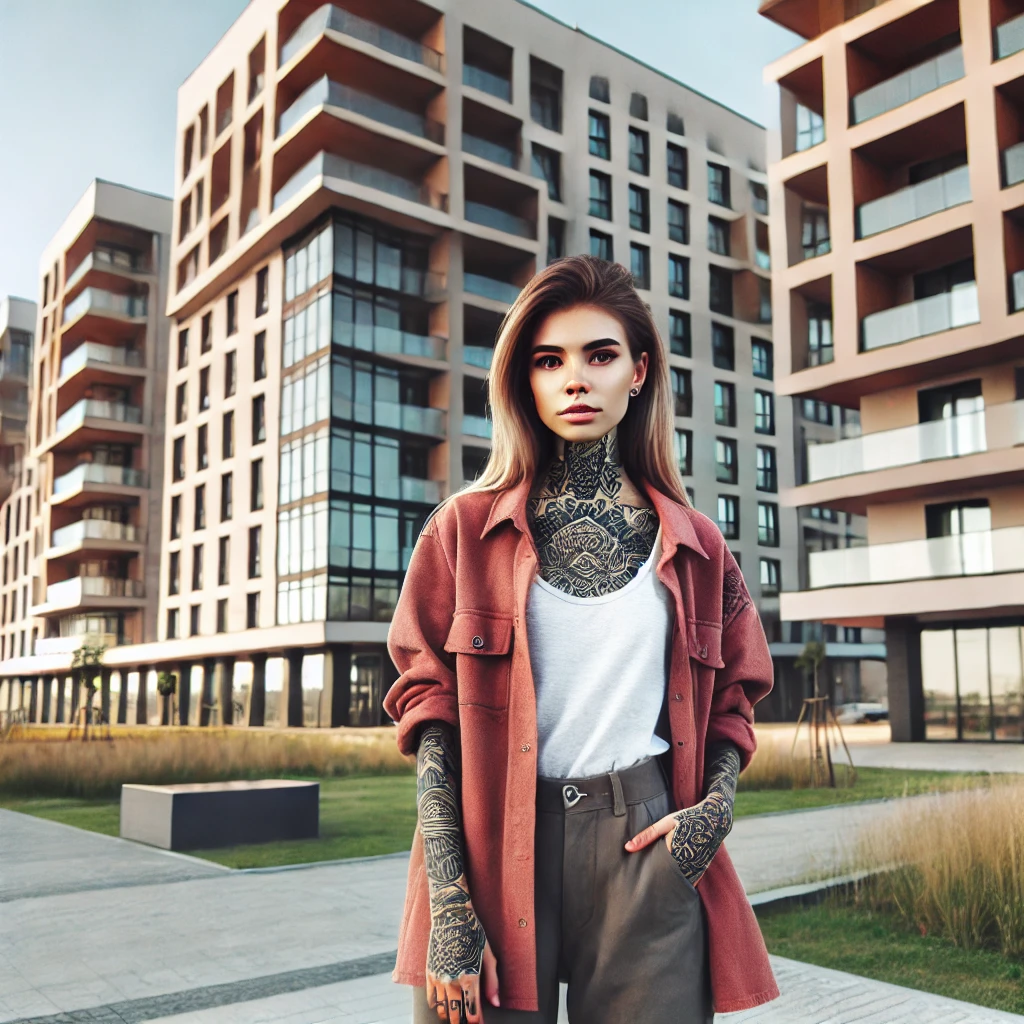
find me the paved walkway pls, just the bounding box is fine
[849,741,1024,774]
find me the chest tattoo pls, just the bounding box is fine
[527,432,659,598]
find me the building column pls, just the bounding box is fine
[41,676,53,724]
[177,663,193,727]
[115,670,128,724]
[199,659,216,726]
[215,658,236,726]
[280,648,305,728]
[248,653,267,727]
[885,616,925,743]
[320,646,351,728]
[27,679,38,723]
[54,676,66,724]
[99,668,112,724]
[136,670,150,725]
[69,672,82,724]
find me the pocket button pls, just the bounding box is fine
[472,636,484,649]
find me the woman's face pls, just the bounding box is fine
[528,304,648,444]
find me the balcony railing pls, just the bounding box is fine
[1001,142,1024,188]
[808,526,1024,589]
[463,134,517,169]
[754,249,771,271]
[399,477,443,503]
[860,283,979,352]
[59,342,143,381]
[334,322,445,360]
[52,463,147,496]
[463,64,511,102]
[463,414,493,439]
[277,75,443,143]
[1011,270,1024,312]
[63,288,147,325]
[51,519,140,550]
[280,3,443,72]
[464,345,494,369]
[273,152,448,213]
[464,273,521,305]
[55,399,143,436]
[465,200,534,238]
[0,347,30,380]
[65,247,145,292]
[44,577,145,607]
[856,164,971,238]
[995,11,1024,60]
[850,45,964,125]
[35,632,120,656]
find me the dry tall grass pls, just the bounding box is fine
[738,732,854,790]
[855,780,1024,959]
[0,729,414,799]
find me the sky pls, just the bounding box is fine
[0,0,799,303]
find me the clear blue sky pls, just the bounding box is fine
[0,0,798,303]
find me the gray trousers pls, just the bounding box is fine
[413,755,712,1023]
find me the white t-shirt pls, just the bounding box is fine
[525,525,673,779]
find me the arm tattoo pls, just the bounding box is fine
[667,741,741,884]
[417,722,486,983]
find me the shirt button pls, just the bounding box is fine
[700,644,709,658]
[518,918,527,927]
[472,636,484,649]
[521,743,531,752]
[673,693,682,701]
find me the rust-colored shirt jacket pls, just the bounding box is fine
[383,477,780,1014]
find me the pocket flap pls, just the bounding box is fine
[688,620,725,669]
[444,609,513,655]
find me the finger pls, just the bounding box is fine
[463,976,481,1023]
[625,815,675,851]
[481,940,501,1007]
[445,982,463,1024]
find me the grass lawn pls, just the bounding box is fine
[757,900,1024,1014]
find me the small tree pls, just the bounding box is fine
[71,643,106,740]
[793,640,833,787]
[794,639,827,700]
[156,671,177,726]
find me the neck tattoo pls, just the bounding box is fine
[527,429,659,598]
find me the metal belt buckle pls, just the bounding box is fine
[562,784,588,809]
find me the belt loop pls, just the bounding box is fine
[609,770,626,817]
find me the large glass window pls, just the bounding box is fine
[589,111,611,159]
[280,355,330,436]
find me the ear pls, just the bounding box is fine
[633,350,650,387]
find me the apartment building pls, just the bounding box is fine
[0,297,34,504]
[762,0,1024,741]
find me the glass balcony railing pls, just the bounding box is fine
[856,164,971,238]
[464,345,494,369]
[399,477,443,503]
[52,463,147,496]
[0,346,30,380]
[59,342,143,381]
[808,526,1024,589]
[463,134,518,169]
[465,200,534,238]
[754,249,771,271]
[995,11,1024,60]
[273,152,448,213]
[334,321,445,360]
[65,247,145,292]
[51,519,140,550]
[55,399,143,435]
[35,632,120,656]
[1011,270,1024,312]
[63,288,147,325]
[1001,142,1024,188]
[374,401,445,435]
[464,273,521,305]
[280,3,443,72]
[463,64,511,102]
[463,414,492,438]
[850,46,964,125]
[277,75,444,143]
[860,283,979,352]
[44,576,145,606]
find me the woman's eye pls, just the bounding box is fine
[592,351,615,364]
[535,355,560,369]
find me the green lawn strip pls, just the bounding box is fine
[756,900,1024,1014]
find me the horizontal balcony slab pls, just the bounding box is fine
[47,536,145,560]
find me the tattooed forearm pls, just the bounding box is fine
[417,722,486,983]
[667,741,741,885]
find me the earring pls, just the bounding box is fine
[630,387,640,397]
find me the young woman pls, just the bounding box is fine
[384,256,779,1023]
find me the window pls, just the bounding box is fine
[182,125,194,180]
[246,591,259,629]
[758,278,771,323]
[224,351,237,397]
[588,111,610,159]
[628,186,650,232]
[175,383,187,424]
[674,428,692,475]
[530,57,562,131]
[589,75,610,102]
[708,163,731,207]
[547,217,566,264]
[716,437,738,483]
[668,255,689,299]
[630,244,650,290]
[248,37,265,102]
[808,304,833,366]
[718,495,739,539]
[751,182,769,215]
[589,230,613,261]
[802,398,834,425]
[167,608,179,640]
[256,267,269,316]
[589,171,611,219]
[190,604,200,637]
[201,311,212,353]
[709,266,733,316]
[754,390,775,434]
[199,367,210,410]
[707,216,730,256]
[192,544,204,589]
[221,410,234,459]
[218,535,230,585]
[251,458,264,510]
[668,200,689,244]
[752,339,773,379]
[756,446,777,492]
[667,143,688,189]
[629,92,648,120]
[168,551,180,595]
[685,485,695,505]
[714,381,736,426]
[712,323,735,370]
[170,495,182,540]
[177,329,189,369]
[667,111,685,136]
[194,484,206,530]
[802,205,830,258]
[671,367,692,417]
[221,472,233,521]
[796,104,825,151]
[197,423,208,469]
[248,525,262,578]
[629,127,649,175]
[760,557,780,595]
[216,598,228,633]
[254,331,267,379]
[758,502,779,546]
[531,144,561,201]
[226,290,238,335]
[173,436,186,482]
[669,311,691,357]
[252,394,266,443]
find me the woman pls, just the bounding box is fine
[384,256,779,1023]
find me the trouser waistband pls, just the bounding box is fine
[536,756,667,816]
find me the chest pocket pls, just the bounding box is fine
[444,609,514,709]
[687,620,725,670]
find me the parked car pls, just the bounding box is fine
[835,702,889,724]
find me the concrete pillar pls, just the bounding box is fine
[178,663,193,727]
[248,653,267,727]
[100,668,112,724]
[28,679,39,723]
[215,658,236,726]
[199,659,216,726]
[116,671,129,724]
[69,671,82,723]
[885,616,925,743]
[54,676,66,723]
[280,648,305,728]
[41,676,53,724]
[320,646,351,728]
[136,670,150,725]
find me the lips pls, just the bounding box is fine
[559,404,599,414]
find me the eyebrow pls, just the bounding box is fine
[531,337,622,355]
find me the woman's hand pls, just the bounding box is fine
[426,894,500,1023]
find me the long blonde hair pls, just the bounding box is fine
[450,255,691,509]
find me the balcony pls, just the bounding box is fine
[465,200,533,239]
[280,4,443,72]
[463,414,492,438]
[42,576,145,609]
[52,463,147,498]
[51,519,141,551]
[996,12,1024,60]
[856,164,970,239]
[63,288,147,326]
[463,133,517,169]
[850,46,964,125]
[808,526,1024,589]
[399,477,443,503]
[464,345,493,369]
[334,322,445,360]
[0,347,30,381]
[277,75,443,143]
[35,632,120,657]
[373,401,445,436]
[59,342,143,382]
[463,64,511,102]
[464,272,521,305]
[55,399,142,436]
[273,151,447,213]
[860,283,978,352]
[65,247,146,294]
[1002,142,1024,188]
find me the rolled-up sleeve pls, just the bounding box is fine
[383,525,459,756]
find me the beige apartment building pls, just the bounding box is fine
[0,297,34,504]
[762,0,1024,741]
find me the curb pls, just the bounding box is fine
[749,868,884,912]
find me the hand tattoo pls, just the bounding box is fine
[417,723,486,984]
[667,741,741,885]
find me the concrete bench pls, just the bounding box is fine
[120,780,319,851]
